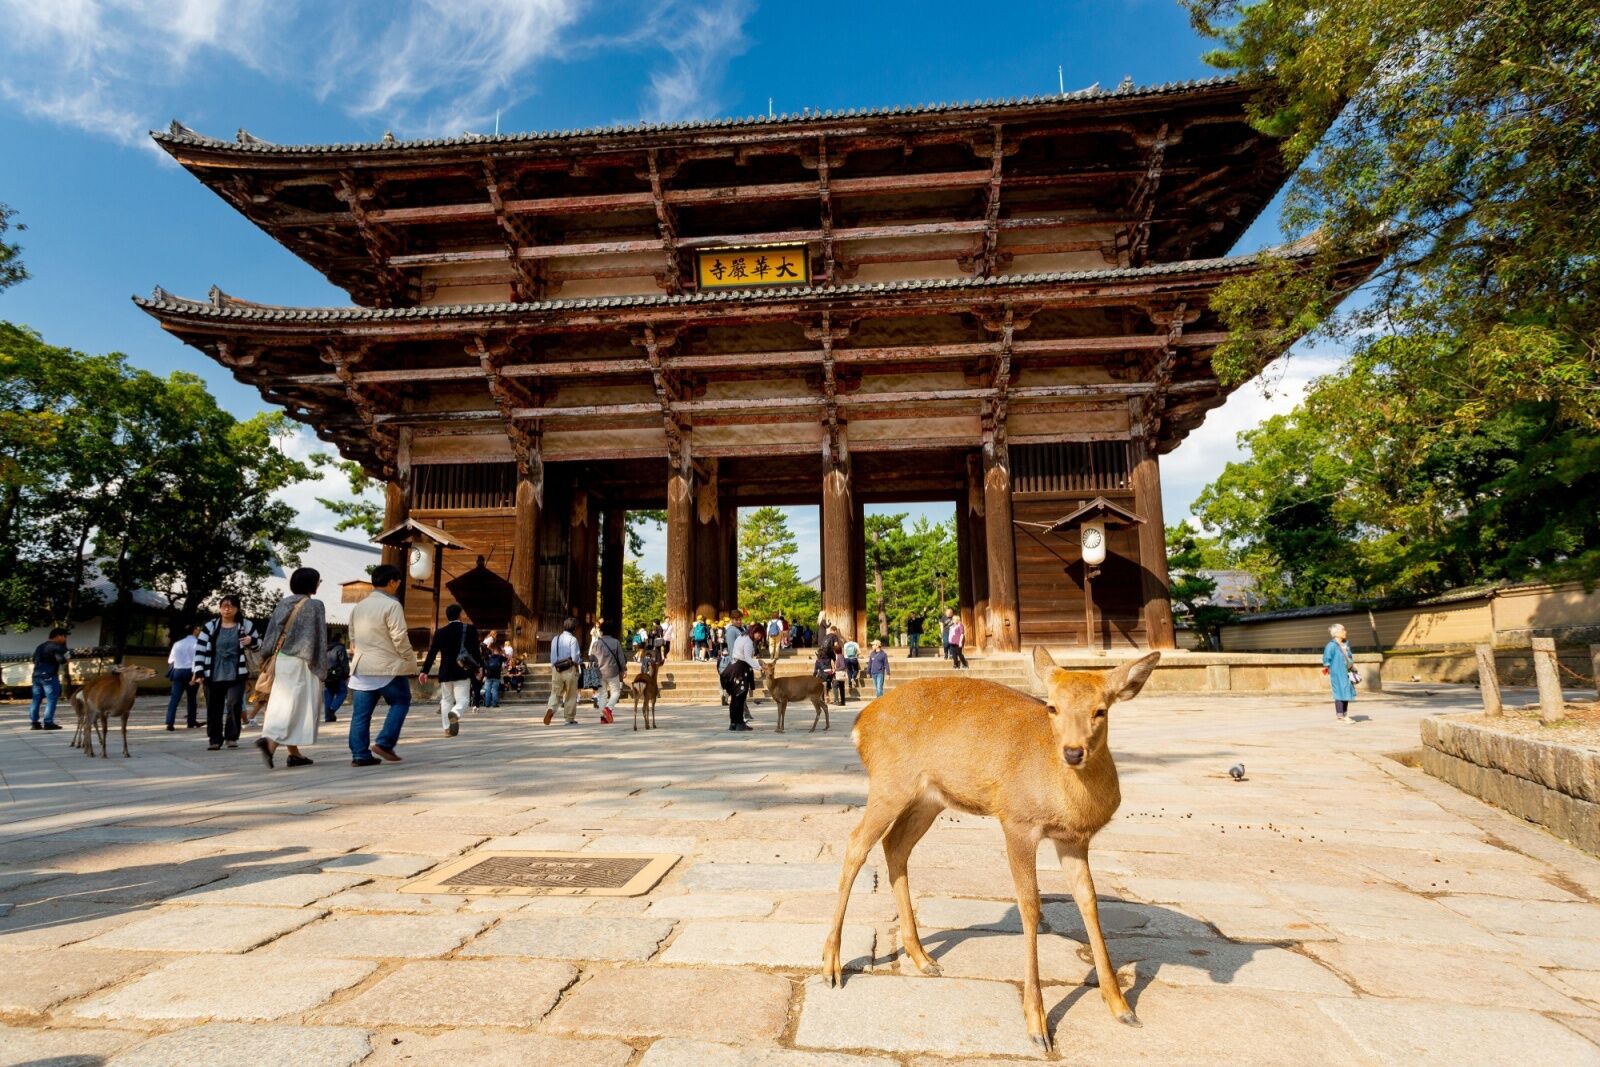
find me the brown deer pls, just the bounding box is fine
[821,647,1160,1052]
[758,659,829,733]
[631,656,661,730]
[71,665,158,758]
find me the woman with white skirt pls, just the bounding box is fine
[254,567,328,769]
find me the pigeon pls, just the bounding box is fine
[1228,764,1246,781]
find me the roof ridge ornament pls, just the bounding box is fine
[166,120,207,140]
[235,128,273,145]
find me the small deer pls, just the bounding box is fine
[631,656,661,731]
[758,659,829,733]
[71,665,158,758]
[822,647,1160,1052]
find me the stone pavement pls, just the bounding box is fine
[2,683,1598,1066]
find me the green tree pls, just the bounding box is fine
[0,203,26,294]
[1185,0,1600,435]
[737,506,818,623]
[313,456,384,538]
[626,509,667,555]
[1166,525,1235,648]
[864,512,913,643]
[621,559,665,640]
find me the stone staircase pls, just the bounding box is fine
[494,650,1041,708]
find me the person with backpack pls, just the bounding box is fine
[720,616,758,731]
[544,617,583,726]
[691,616,710,660]
[481,643,506,708]
[419,604,479,738]
[323,632,351,723]
[842,636,862,694]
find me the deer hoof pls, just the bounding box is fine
[1117,1010,1141,1028]
[917,959,943,977]
[1030,1032,1052,1053]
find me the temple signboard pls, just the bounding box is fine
[694,245,810,289]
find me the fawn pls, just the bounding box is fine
[631,656,660,730]
[822,646,1160,1051]
[758,659,829,733]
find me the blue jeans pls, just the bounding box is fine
[349,677,411,760]
[871,673,885,698]
[165,668,197,726]
[324,678,348,719]
[29,674,61,725]
[483,678,502,707]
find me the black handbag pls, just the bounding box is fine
[455,624,480,672]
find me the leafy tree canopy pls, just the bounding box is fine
[737,506,819,624]
[0,203,25,294]
[1185,0,1599,433]
[620,559,665,640]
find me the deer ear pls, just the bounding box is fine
[1031,646,1057,684]
[1106,651,1160,703]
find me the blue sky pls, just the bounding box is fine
[0,0,1339,577]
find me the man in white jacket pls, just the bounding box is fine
[347,565,418,766]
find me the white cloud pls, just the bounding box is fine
[1160,343,1349,523]
[0,0,750,145]
[271,427,382,540]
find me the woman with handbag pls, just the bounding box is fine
[253,568,328,768]
[193,595,259,751]
[1322,623,1360,724]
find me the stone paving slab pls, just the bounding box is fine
[1317,997,1600,1067]
[647,894,778,919]
[315,959,577,1027]
[0,1023,134,1066]
[1106,937,1353,997]
[360,1029,635,1067]
[548,967,792,1042]
[259,912,491,959]
[72,955,375,1022]
[795,974,1038,1058]
[108,1023,374,1067]
[461,916,674,962]
[682,862,875,893]
[319,853,441,878]
[1303,939,1581,1012]
[662,921,874,970]
[84,904,325,953]
[0,947,162,1013]
[171,871,371,908]
[639,1038,896,1066]
[0,901,147,948]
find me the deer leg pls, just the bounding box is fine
[121,713,130,757]
[819,694,830,731]
[633,690,640,731]
[882,799,943,975]
[775,699,785,734]
[99,714,110,759]
[1004,822,1049,1051]
[1055,839,1136,1026]
[823,794,904,987]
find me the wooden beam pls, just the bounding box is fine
[484,161,543,301]
[631,325,684,451]
[979,125,1007,276]
[645,151,682,294]
[1122,123,1169,267]
[334,174,411,306]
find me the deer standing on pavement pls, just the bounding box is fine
[759,659,829,733]
[631,656,661,730]
[821,647,1160,1052]
[71,665,158,758]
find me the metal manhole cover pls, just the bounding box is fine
[401,851,679,897]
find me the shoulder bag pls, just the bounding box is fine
[247,598,308,716]
[455,624,480,672]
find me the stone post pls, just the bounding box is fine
[1531,636,1563,723]
[1474,644,1502,716]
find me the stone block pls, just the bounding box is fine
[548,967,792,1042]
[0,1023,133,1066]
[260,912,491,959]
[1106,937,1352,997]
[681,863,874,894]
[0,948,162,1013]
[662,921,874,970]
[315,960,577,1027]
[73,955,374,1021]
[648,894,778,919]
[795,975,1038,1058]
[461,916,675,961]
[0,901,145,949]
[1317,997,1600,1066]
[359,1030,634,1067]
[110,1023,373,1067]
[173,871,371,908]
[84,905,324,953]
[640,1038,896,1067]
[319,853,440,878]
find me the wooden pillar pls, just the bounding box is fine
[822,447,855,642]
[852,493,867,643]
[666,454,694,661]
[694,461,722,622]
[568,487,597,647]
[1131,440,1177,650]
[381,430,413,601]
[511,474,541,651]
[967,456,990,651]
[600,505,624,637]
[982,438,1019,652]
[720,498,739,615]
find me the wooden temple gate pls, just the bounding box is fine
[136,78,1370,661]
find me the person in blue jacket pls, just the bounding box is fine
[1322,623,1358,723]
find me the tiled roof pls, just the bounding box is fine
[136,246,1302,323]
[151,76,1241,156]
